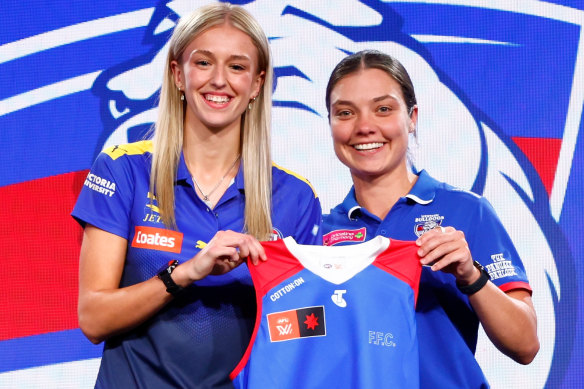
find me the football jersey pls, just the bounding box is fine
[231,236,422,389]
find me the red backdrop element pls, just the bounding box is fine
[0,170,88,341]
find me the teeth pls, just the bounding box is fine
[205,94,230,103]
[354,142,384,150]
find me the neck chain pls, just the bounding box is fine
[190,154,240,207]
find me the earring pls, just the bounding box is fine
[178,86,184,101]
[248,96,256,110]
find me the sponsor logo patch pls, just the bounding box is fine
[131,226,183,253]
[267,306,326,342]
[83,173,116,197]
[323,227,366,246]
[331,290,347,308]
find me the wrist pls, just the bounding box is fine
[456,261,490,295]
[457,265,482,286]
[157,260,185,297]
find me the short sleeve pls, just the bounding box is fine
[71,151,134,240]
[293,188,322,245]
[468,196,531,293]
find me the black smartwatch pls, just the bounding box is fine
[157,260,184,297]
[457,261,491,295]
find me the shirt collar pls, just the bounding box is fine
[176,152,190,183]
[405,169,436,204]
[344,169,437,220]
[175,152,245,192]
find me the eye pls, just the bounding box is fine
[195,59,210,67]
[335,109,352,117]
[230,64,245,71]
[377,106,391,114]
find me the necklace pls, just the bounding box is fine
[190,154,240,208]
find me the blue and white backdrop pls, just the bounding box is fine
[0,1,582,388]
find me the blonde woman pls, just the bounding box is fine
[72,4,321,388]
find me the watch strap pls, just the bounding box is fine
[157,260,185,297]
[457,260,491,295]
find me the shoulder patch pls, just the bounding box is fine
[104,140,153,160]
[272,162,318,198]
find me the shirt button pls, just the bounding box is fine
[214,213,219,217]
[380,230,387,235]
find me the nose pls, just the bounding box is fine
[354,112,376,135]
[210,65,227,88]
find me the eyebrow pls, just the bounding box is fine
[331,94,399,107]
[188,49,251,62]
[373,94,398,103]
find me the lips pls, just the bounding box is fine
[204,94,231,104]
[353,142,384,151]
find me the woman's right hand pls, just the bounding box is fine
[173,230,267,286]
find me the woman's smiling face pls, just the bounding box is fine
[329,68,417,181]
[172,22,264,132]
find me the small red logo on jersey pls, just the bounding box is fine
[323,227,366,246]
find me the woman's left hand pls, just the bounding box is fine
[415,226,480,285]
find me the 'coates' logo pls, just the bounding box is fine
[131,226,183,253]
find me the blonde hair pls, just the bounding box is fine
[151,3,273,240]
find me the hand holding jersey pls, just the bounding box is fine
[173,230,267,285]
[416,226,479,285]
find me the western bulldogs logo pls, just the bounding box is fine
[414,215,444,237]
[1,1,582,388]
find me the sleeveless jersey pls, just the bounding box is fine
[230,236,422,389]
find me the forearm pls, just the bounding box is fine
[79,275,174,344]
[470,284,539,364]
[78,225,179,343]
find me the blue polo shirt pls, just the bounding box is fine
[322,170,531,389]
[72,140,322,389]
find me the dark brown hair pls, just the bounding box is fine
[325,50,417,118]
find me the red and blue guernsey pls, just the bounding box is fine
[231,236,422,389]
